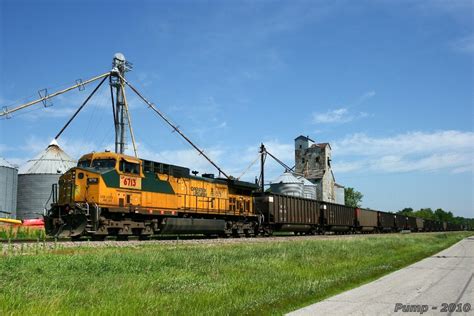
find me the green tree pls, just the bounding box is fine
[344,187,363,207]
[397,208,414,216]
[413,208,435,220]
[434,208,454,222]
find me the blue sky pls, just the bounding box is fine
[0,0,473,217]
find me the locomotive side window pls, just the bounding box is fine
[143,161,153,173]
[120,159,140,174]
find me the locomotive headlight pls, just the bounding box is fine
[87,177,99,184]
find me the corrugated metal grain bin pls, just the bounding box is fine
[356,208,378,231]
[415,218,424,232]
[395,215,407,231]
[297,176,317,200]
[378,211,395,231]
[17,140,76,220]
[321,202,354,231]
[335,184,345,205]
[270,173,303,197]
[253,192,320,229]
[0,157,18,218]
[407,216,417,232]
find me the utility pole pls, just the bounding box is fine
[260,143,265,192]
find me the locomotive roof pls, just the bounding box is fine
[78,152,258,190]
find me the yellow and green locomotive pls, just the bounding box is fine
[45,151,258,240]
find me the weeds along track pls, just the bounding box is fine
[0,232,456,255]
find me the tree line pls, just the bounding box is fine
[397,207,473,229]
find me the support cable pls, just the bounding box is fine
[54,75,109,140]
[109,76,117,125]
[120,75,230,180]
[265,149,292,172]
[236,153,260,181]
[0,72,110,117]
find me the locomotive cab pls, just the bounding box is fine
[46,152,144,237]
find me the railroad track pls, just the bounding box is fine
[1,232,458,254]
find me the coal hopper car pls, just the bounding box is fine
[377,211,396,232]
[355,208,378,232]
[253,192,320,235]
[320,202,355,233]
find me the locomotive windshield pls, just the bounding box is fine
[77,159,91,168]
[92,159,116,170]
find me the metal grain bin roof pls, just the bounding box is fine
[0,157,16,169]
[271,172,302,184]
[296,176,316,187]
[270,172,304,197]
[18,139,76,175]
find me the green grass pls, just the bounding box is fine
[0,225,46,241]
[0,232,472,315]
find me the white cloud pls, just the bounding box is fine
[357,91,376,105]
[312,91,375,124]
[333,130,474,156]
[332,130,474,174]
[313,108,369,124]
[4,129,472,180]
[451,34,474,54]
[313,108,349,123]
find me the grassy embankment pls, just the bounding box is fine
[0,225,45,241]
[0,232,472,315]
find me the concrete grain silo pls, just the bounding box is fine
[16,140,76,219]
[0,157,18,218]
